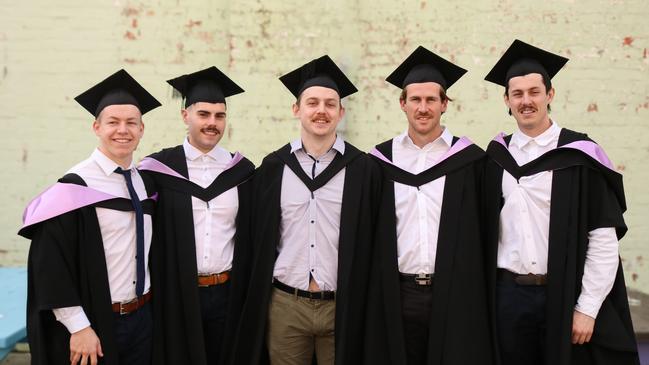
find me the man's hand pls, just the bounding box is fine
[70,326,103,365]
[572,310,595,345]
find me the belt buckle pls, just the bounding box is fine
[119,297,137,315]
[198,274,212,287]
[415,273,432,286]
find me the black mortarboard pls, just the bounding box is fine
[279,55,358,99]
[386,46,467,90]
[74,69,161,117]
[167,66,244,108]
[484,39,569,87]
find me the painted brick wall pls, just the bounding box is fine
[1,0,648,295]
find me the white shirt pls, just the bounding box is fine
[273,136,346,291]
[392,127,453,274]
[53,148,153,333]
[183,138,239,274]
[497,121,619,318]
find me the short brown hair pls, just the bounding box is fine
[399,87,453,103]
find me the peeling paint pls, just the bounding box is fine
[623,36,634,46]
[587,103,598,112]
[131,18,138,28]
[124,30,137,40]
[121,7,139,17]
[185,20,202,29]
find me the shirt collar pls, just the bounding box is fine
[511,120,561,148]
[396,126,453,150]
[92,148,135,177]
[183,137,230,162]
[290,134,346,155]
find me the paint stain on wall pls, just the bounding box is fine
[623,36,634,46]
[186,20,202,29]
[124,30,137,40]
[121,7,140,17]
[587,103,598,112]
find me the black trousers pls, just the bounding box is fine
[199,281,231,364]
[496,277,547,365]
[400,279,434,365]
[113,301,152,365]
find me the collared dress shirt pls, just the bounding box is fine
[53,148,152,333]
[273,136,346,291]
[183,138,239,275]
[497,121,619,318]
[392,127,453,275]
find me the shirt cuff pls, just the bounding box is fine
[52,306,91,334]
[574,298,600,319]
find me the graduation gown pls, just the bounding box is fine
[484,128,639,365]
[363,136,494,365]
[139,145,255,365]
[19,173,157,365]
[230,141,380,365]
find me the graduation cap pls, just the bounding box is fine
[167,66,244,108]
[386,46,467,90]
[74,69,161,118]
[484,39,569,88]
[279,55,358,99]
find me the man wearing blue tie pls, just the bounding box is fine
[19,69,161,365]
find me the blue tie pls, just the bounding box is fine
[115,167,145,297]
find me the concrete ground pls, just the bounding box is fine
[2,288,649,365]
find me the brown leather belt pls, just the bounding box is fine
[497,269,547,286]
[399,273,434,286]
[112,292,152,315]
[198,271,230,287]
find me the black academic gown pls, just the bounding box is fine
[19,173,156,365]
[142,145,255,365]
[484,128,639,365]
[230,142,380,365]
[363,137,494,365]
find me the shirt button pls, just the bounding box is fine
[311,244,314,248]
[310,220,315,224]
[311,269,314,272]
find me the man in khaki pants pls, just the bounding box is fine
[231,55,379,365]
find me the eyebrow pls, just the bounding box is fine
[305,97,338,102]
[196,109,226,115]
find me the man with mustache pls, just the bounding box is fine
[231,55,379,365]
[138,67,255,365]
[363,46,493,365]
[19,69,161,365]
[483,40,639,365]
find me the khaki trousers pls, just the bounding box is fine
[267,287,335,365]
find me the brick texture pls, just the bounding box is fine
[1,0,648,294]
